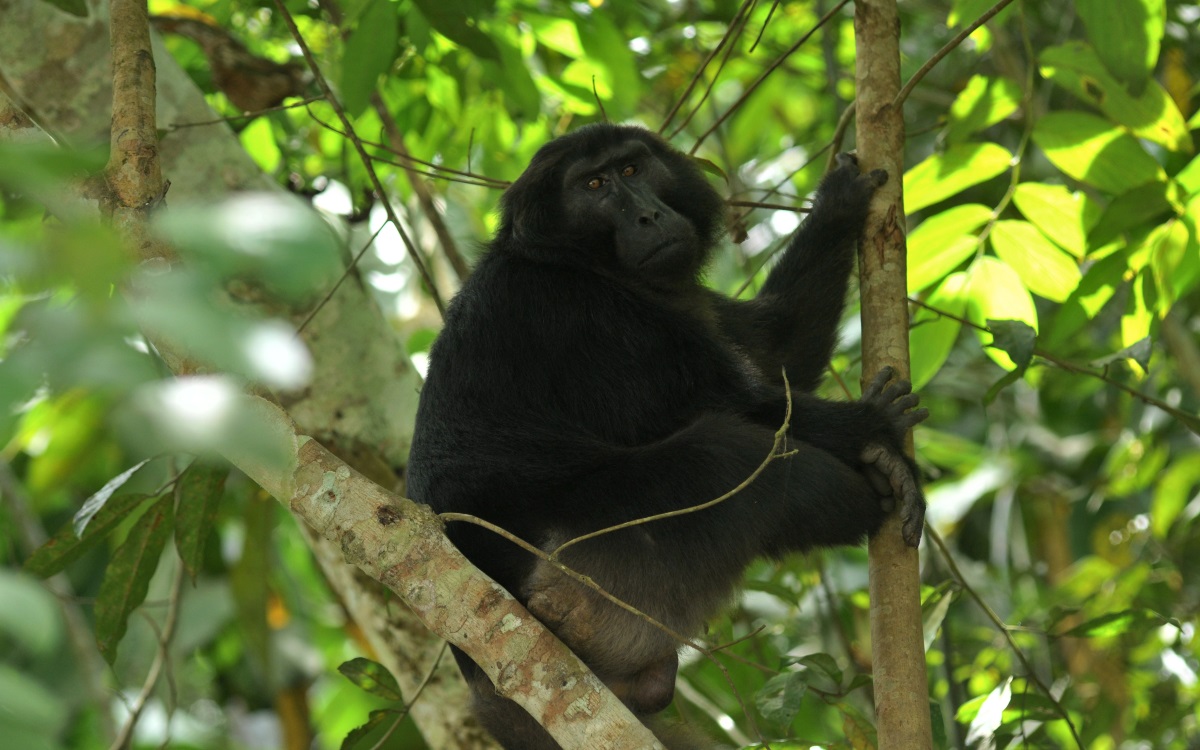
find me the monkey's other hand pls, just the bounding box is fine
[862,442,925,547]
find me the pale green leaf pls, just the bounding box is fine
[910,272,968,390]
[1076,0,1164,94]
[1032,112,1165,194]
[1012,182,1101,258]
[907,204,991,292]
[990,220,1081,302]
[1151,454,1200,537]
[965,257,1038,370]
[904,143,1013,213]
[945,75,1022,144]
[1040,41,1190,153]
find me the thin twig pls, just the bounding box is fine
[691,0,851,154]
[272,0,445,316]
[925,526,1083,748]
[297,220,389,334]
[660,0,756,134]
[666,2,756,140]
[109,561,187,750]
[164,95,325,130]
[893,0,1019,109]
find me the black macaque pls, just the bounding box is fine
[407,124,927,749]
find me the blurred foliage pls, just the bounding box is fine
[2,0,1200,748]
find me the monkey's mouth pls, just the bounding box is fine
[638,239,682,268]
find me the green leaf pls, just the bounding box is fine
[795,652,843,691]
[340,0,400,117]
[1012,182,1101,258]
[339,658,406,701]
[410,0,499,60]
[1146,218,1197,309]
[341,709,403,750]
[94,495,174,664]
[838,701,878,748]
[945,75,1022,144]
[1176,152,1200,195]
[1061,609,1167,638]
[986,319,1036,372]
[24,493,153,579]
[1150,454,1200,537]
[1076,0,1164,95]
[1032,111,1165,195]
[72,459,152,537]
[174,460,229,582]
[910,273,968,390]
[989,220,1081,302]
[907,204,991,293]
[1088,180,1178,246]
[1040,41,1190,153]
[904,143,1013,213]
[965,257,1038,370]
[756,672,808,725]
[1046,250,1125,347]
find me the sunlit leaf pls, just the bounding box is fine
[1151,454,1200,537]
[1032,112,1165,194]
[989,220,1081,302]
[411,0,499,60]
[965,678,1011,744]
[1089,180,1180,246]
[945,75,1021,144]
[965,257,1037,370]
[904,143,1013,213]
[1121,271,1154,349]
[1061,609,1168,638]
[340,708,402,750]
[1076,0,1164,95]
[1012,182,1101,258]
[910,272,967,390]
[1040,41,1190,153]
[907,204,990,293]
[95,495,173,664]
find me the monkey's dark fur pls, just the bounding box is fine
[407,124,926,749]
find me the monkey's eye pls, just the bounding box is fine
[586,177,604,190]
[621,164,637,177]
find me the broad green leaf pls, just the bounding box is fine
[907,204,991,292]
[1040,41,1190,153]
[910,272,967,390]
[525,13,584,57]
[238,118,282,174]
[410,0,499,60]
[1178,152,1200,195]
[339,658,405,701]
[945,75,1021,144]
[1046,250,1126,347]
[966,678,1011,744]
[341,0,400,117]
[756,672,807,725]
[341,709,403,750]
[1121,271,1154,349]
[990,220,1081,302]
[904,143,1013,213]
[578,13,641,117]
[230,494,274,674]
[1077,0,1164,94]
[95,495,173,664]
[1151,454,1200,537]
[174,460,229,582]
[1032,112,1165,195]
[838,702,878,749]
[1089,180,1179,246]
[986,319,1036,372]
[72,458,152,536]
[1012,182,1101,258]
[965,257,1037,370]
[25,493,153,578]
[1145,218,1196,310]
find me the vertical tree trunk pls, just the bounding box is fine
[853,1,933,747]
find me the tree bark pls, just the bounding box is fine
[853,0,933,747]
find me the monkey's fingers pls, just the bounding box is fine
[861,443,925,547]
